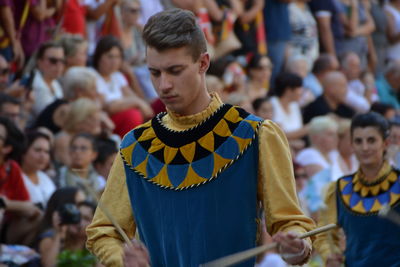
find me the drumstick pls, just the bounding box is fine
[200,223,337,267]
[378,204,400,226]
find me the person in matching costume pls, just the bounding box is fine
[315,112,400,267]
[86,8,315,267]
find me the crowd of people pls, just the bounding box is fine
[0,0,399,266]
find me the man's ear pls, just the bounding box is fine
[199,53,210,74]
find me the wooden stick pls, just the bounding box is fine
[379,204,400,226]
[73,173,133,246]
[200,223,337,267]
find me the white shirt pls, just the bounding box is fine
[270,96,303,132]
[296,147,339,169]
[95,71,128,103]
[22,171,56,208]
[32,70,63,115]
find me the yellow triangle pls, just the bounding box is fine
[213,119,231,137]
[361,187,369,197]
[370,199,382,213]
[353,182,362,192]
[342,194,351,206]
[138,127,156,142]
[388,172,397,182]
[382,180,390,191]
[177,166,208,189]
[390,192,400,204]
[339,179,349,191]
[164,146,178,164]
[245,119,261,130]
[352,200,366,213]
[370,185,381,196]
[150,165,173,187]
[148,138,165,153]
[224,108,241,123]
[213,152,234,176]
[120,142,137,166]
[198,131,214,152]
[135,156,149,177]
[179,142,196,163]
[232,136,251,152]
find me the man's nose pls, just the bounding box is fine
[159,73,172,92]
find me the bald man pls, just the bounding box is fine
[303,71,355,124]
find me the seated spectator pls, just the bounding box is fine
[303,71,355,124]
[340,52,373,113]
[370,102,396,120]
[59,34,89,70]
[303,53,339,98]
[270,72,308,141]
[21,131,56,209]
[36,187,86,267]
[0,93,23,129]
[245,53,272,101]
[296,115,339,177]
[376,61,400,109]
[54,98,102,166]
[58,133,105,201]
[32,41,65,115]
[93,36,153,137]
[252,97,273,121]
[93,138,118,180]
[0,117,42,246]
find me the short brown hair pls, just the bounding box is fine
[142,8,207,61]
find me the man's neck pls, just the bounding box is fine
[323,94,339,110]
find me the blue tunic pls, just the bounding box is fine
[120,105,264,267]
[336,169,400,267]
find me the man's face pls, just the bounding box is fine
[0,103,21,128]
[0,58,10,90]
[147,46,210,115]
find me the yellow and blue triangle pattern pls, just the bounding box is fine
[339,170,400,214]
[120,106,263,190]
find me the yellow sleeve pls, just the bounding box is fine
[258,120,315,240]
[86,154,136,267]
[314,181,341,262]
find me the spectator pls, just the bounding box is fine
[296,115,339,177]
[92,35,153,137]
[36,187,86,267]
[370,0,388,76]
[32,41,65,115]
[58,34,88,70]
[385,0,400,62]
[0,93,23,129]
[340,51,372,113]
[0,55,10,91]
[21,131,56,209]
[54,98,102,166]
[93,138,118,180]
[61,0,87,36]
[303,71,355,124]
[0,117,42,246]
[288,0,319,67]
[370,102,396,120]
[245,53,272,101]
[303,53,339,98]
[375,61,400,109]
[58,133,105,201]
[270,72,308,141]
[252,97,273,120]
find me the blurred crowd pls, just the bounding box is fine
[0,0,400,266]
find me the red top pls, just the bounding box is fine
[62,0,87,37]
[0,160,30,201]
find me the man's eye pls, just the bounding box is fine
[150,71,160,77]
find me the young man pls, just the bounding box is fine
[86,8,314,267]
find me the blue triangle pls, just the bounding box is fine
[191,154,214,179]
[377,191,390,205]
[146,154,164,179]
[132,143,148,168]
[245,114,263,122]
[167,164,189,187]
[362,197,375,211]
[121,131,136,149]
[215,136,239,159]
[390,180,400,194]
[233,121,255,139]
[342,181,353,195]
[350,193,361,208]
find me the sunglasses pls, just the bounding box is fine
[0,68,10,76]
[46,57,66,65]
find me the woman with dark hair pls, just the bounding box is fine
[245,53,272,101]
[270,72,308,141]
[37,187,86,267]
[315,112,400,267]
[92,35,153,137]
[21,131,56,209]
